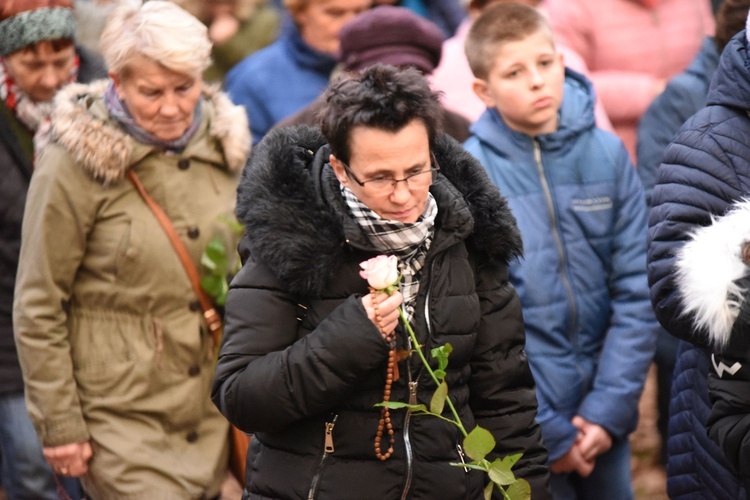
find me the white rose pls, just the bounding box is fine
[359,255,399,290]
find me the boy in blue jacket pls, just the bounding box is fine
[462,4,657,499]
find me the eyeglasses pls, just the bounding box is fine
[341,154,440,195]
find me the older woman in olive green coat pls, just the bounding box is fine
[12,2,250,498]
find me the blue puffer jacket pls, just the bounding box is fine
[464,69,657,462]
[647,30,750,499]
[225,18,336,145]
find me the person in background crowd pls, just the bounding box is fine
[225,0,372,144]
[430,0,611,130]
[72,0,120,56]
[634,0,743,476]
[171,0,281,82]
[463,4,657,498]
[544,0,714,161]
[371,0,465,38]
[275,5,472,141]
[12,1,250,497]
[646,15,750,500]
[0,0,105,498]
[212,64,551,499]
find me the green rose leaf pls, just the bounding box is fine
[430,381,448,414]
[463,426,496,462]
[204,238,228,267]
[488,457,515,486]
[505,478,531,500]
[431,343,453,372]
[501,453,522,469]
[483,481,494,500]
[201,274,224,297]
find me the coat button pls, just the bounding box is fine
[186,431,199,443]
[178,159,190,170]
[188,364,201,377]
[187,227,200,239]
[189,300,201,312]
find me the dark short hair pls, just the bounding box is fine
[714,0,750,52]
[18,38,74,54]
[318,64,443,165]
[465,2,552,80]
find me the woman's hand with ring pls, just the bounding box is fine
[44,440,93,477]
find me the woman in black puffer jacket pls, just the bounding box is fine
[212,65,550,499]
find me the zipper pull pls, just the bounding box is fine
[324,416,337,453]
[409,381,418,405]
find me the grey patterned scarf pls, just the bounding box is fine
[342,186,438,323]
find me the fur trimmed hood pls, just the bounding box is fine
[676,199,750,348]
[236,125,522,297]
[48,79,250,184]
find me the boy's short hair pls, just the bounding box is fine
[465,2,553,80]
[318,64,443,165]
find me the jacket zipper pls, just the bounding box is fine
[533,141,578,340]
[400,340,418,500]
[401,261,435,499]
[307,414,338,500]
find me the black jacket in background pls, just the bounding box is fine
[0,45,106,395]
[212,125,550,499]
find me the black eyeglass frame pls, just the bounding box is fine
[340,152,441,190]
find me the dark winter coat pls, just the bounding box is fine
[0,45,105,395]
[667,341,744,499]
[669,197,750,498]
[211,125,551,499]
[647,30,750,499]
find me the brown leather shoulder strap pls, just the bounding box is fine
[126,169,222,344]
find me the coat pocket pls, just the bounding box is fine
[68,308,139,396]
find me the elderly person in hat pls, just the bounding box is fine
[275,5,471,141]
[0,0,105,498]
[12,1,250,497]
[225,0,373,144]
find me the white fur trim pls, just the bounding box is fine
[675,200,750,348]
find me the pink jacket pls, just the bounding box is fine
[543,0,714,160]
[431,18,613,131]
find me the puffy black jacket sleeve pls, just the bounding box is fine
[211,253,390,434]
[647,108,747,347]
[469,256,551,499]
[707,279,750,493]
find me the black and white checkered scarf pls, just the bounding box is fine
[342,186,438,323]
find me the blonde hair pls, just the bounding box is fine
[100,0,212,78]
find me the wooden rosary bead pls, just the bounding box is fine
[371,288,397,461]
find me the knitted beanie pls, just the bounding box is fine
[0,0,76,57]
[338,6,443,74]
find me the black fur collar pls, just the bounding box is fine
[236,125,522,296]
